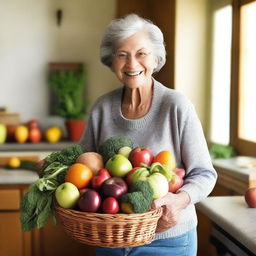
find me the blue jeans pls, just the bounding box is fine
[96,228,197,256]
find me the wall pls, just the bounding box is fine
[0,0,118,129]
[175,0,208,129]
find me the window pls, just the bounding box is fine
[210,0,256,156]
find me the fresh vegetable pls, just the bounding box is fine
[76,152,104,175]
[121,181,154,213]
[98,136,134,163]
[130,162,173,199]
[20,145,83,231]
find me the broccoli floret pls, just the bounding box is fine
[121,181,154,213]
[98,135,133,163]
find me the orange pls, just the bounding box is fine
[65,163,93,189]
[152,150,176,171]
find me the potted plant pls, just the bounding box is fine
[49,63,87,141]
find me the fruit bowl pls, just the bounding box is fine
[54,201,162,248]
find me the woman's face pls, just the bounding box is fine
[111,31,158,89]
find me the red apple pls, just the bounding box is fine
[174,168,185,179]
[27,119,40,129]
[168,173,184,193]
[101,177,128,199]
[79,187,90,195]
[129,147,154,167]
[91,168,111,191]
[78,189,101,212]
[102,197,119,214]
[28,127,42,143]
[245,187,256,208]
[126,167,141,186]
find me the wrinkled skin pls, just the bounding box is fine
[151,191,190,233]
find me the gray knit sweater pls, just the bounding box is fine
[80,79,217,240]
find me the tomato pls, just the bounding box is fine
[102,197,119,214]
[65,163,93,189]
[152,150,176,171]
[29,128,42,143]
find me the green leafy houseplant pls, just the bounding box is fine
[49,64,87,120]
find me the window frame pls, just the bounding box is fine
[230,0,256,156]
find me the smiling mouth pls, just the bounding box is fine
[124,71,143,77]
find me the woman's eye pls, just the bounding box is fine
[117,53,127,58]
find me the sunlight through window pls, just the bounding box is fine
[210,6,232,145]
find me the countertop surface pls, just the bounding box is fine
[197,196,256,254]
[0,151,50,184]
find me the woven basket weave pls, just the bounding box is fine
[55,202,162,248]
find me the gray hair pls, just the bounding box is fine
[100,14,166,73]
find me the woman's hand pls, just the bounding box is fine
[151,191,191,233]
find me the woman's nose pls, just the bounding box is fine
[126,55,139,67]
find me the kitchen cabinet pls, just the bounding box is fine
[0,183,96,256]
[197,157,256,256]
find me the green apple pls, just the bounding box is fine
[55,182,80,209]
[105,154,133,177]
[118,146,132,158]
[0,124,7,144]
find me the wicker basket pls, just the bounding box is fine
[54,202,162,248]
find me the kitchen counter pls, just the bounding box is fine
[197,196,256,255]
[0,151,50,184]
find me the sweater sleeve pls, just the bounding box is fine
[178,104,217,204]
[79,113,97,152]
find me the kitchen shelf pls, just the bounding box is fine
[0,141,76,152]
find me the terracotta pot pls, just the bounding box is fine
[65,120,86,142]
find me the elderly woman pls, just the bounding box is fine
[80,14,217,256]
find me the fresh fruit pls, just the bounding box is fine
[15,125,29,143]
[245,187,256,208]
[8,157,21,168]
[118,146,132,158]
[129,147,154,167]
[28,127,42,143]
[76,152,104,175]
[105,154,133,177]
[65,163,93,189]
[79,188,90,195]
[168,173,184,193]
[121,202,134,213]
[27,119,39,129]
[45,126,62,143]
[6,124,17,142]
[55,182,80,209]
[78,189,102,212]
[91,168,111,191]
[175,168,185,179]
[102,197,119,214]
[101,177,128,199]
[153,150,176,171]
[126,167,141,186]
[0,124,7,144]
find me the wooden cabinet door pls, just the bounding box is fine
[0,212,23,256]
[33,219,95,256]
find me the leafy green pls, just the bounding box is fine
[209,143,236,159]
[20,145,83,231]
[49,64,88,120]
